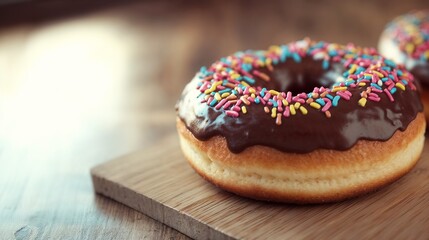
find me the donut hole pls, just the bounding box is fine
[258,56,344,94]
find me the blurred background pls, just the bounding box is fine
[0,0,428,239]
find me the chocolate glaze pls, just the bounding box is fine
[177,57,422,153]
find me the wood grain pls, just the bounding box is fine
[1,0,429,239]
[92,124,429,240]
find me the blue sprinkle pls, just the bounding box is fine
[371,83,382,90]
[260,88,267,97]
[385,59,397,68]
[255,97,260,104]
[381,77,389,82]
[209,99,218,106]
[280,46,289,62]
[269,99,278,107]
[315,98,326,106]
[292,52,301,63]
[401,80,408,85]
[322,60,329,70]
[364,75,372,80]
[219,89,231,94]
[345,80,355,86]
[390,87,397,94]
[397,70,403,76]
[200,66,207,73]
[211,92,216,96]
[232,90,238,95]
[356,67,366,74]
[197,82,203,87]
[328,50,337,56]
[361,54,371,59]
[307,93,313,98]
[326,94,334,100]
[381,66,392,71]
[389,74,394,80]
[343,71,350,77]
[243,76,255,84]
[332,96,340,107]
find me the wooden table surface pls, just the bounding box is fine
[1,1,428,239]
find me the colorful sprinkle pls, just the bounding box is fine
[196,38,416,125]
[385,11,429,60]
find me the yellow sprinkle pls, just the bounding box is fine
[266,58,274,72]
[348,64,357,74]
[331,87,347,92]
[269,45,281,54]
[231,73,240,79]
[425,50,429,59]
[395,82,406,91]
[221,92,230,98]
[214,93,221,101]
[290,105,296,115]
[405,43,415,54]
[241,106,247,114]
[282,99,289,106]
[249,88,256,94]
[358,97,367,107]
[251,93,256,99]
[269,90,280,95]
[204,81,222,94]
[256,60,265,67]
[358,82,366,87]
[226,94,237,100]
[299,106,308,115]
[310,102,321,109]
[244,57,253,63]
[271,108,277,118]
[240,81,250,87]
[373,70,384,78]
[294,102,301,109]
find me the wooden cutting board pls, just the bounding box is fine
[91,134,429,240]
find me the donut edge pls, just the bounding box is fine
[176,113,425,204]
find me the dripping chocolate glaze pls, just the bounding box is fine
[177,56,422,153]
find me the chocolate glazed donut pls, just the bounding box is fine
[176,39,425,203]
[379,10,429,120]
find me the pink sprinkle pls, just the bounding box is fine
[248,97,255,103]
[344,90,352,97]
[207,96,214,104]
[286,92,292,102]
[348,74,357,80]
[237,87,243,94]
[292,96,305,104]
[257,96,266,105]
[283,106,290,117]
[215,99,227,110]
[368,96,381,102]
[226,110,239,117]
[371,87,383,93]
[297,93,308,99]
[223,101,232,109]
[263,93,272,101]
[343,58,353,67]
[243,87,250,95]
[336,92,350,100]
[232,105,241,111]
[383,89,394,102]
[277,100,283,112]
[322,100,332,112]
[235,100,242,106]
[379,69,388,76]
[199,82,210,92]
[372,74,379,83]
